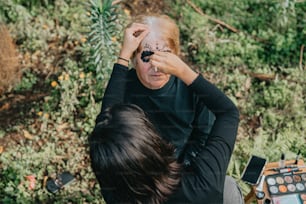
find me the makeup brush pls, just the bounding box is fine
[294,150,301,165]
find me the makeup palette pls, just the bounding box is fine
[266,173,306,204]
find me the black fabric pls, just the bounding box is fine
[98,64,215,162]
[96,63,239,204]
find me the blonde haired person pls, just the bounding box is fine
[93,14,244,204]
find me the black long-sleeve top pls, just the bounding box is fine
[97,64,215,162]
[96,63,239,203]
[165,71,239,204]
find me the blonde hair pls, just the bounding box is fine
[130,14,180,65]
[137,14,180,54]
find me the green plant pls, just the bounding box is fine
[253,80,292,109]
[87,0,123,79]
[171,0,305,68]
[0,1,32,23]
[13,70,37,91]
[13,0,52,10]
[170,0,306,199]
[1,0,305,202]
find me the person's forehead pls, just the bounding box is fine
[140,38,170,51]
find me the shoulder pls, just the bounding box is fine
[127,67,136,75]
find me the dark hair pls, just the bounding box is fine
[89,104,181,204]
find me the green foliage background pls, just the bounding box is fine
[0,0,305,203]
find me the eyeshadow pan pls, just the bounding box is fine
[269,186,278,194]
[296,183,305,191]
[267,177,276,185]
[302,174,306,181]
[287,184,296,192]
[276,176,284,184]
[293,175,301,182]
[279,185,287,193]
[284,175,293,183]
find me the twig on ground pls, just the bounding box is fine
[299,44,304,70]
[186,0,271,44]
[186,0,239,33]
[112,0,122,5]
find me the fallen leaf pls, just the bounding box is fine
[0,103,10,111]
[244,77,252,91]
[124,8,131,16]
[26,175,36,190]
[250,73,275,81]
[235,91,243,98]
[56,123,69,132]
[43,176,48,188]
[23,130,34,140]
[0,146,3,154]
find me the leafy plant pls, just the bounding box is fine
[87,0,123,79]
[1,0,305,203]
[171,0,305,68]
[13,0,52,10]
[170,0,306,197]
[13,70,37,92]
[0,0,32,23]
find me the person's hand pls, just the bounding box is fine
[119,23,150,60]
[150,51,198,85]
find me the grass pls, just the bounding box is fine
[0,0,305,203]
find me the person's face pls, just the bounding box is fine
[135,36,172,90]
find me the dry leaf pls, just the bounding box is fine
[23,130,34,140]
[124,8,131,16]
[250,73,275,81]
[56,123,69,132]
[244,77,252,91]
[235,91,243,98]
[25,175,36,190]
[43,176,48,188]
[0,146,3,154]
[0,103,10,111]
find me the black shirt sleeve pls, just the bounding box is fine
[179,103,215,166]
[95,63,128,123]
[181,74,239,203]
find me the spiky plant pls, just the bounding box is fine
[88,0,123,80]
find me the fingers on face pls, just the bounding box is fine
[129,23,150,37]
[137,29,150,40]
[150,56,165,69]
[151,51,167,63]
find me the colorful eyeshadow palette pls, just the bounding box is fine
[266,173,306,204]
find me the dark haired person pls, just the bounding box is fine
[92,14,244,203]
[89,69,240,203]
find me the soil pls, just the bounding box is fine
[122,0,166,16]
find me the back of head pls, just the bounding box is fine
[133,14,180,55]
[89,104,180,204]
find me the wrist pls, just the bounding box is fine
[118,56,129,63]
[177,66,198,86]
[119,49,132,60]
[117,57,129,67]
